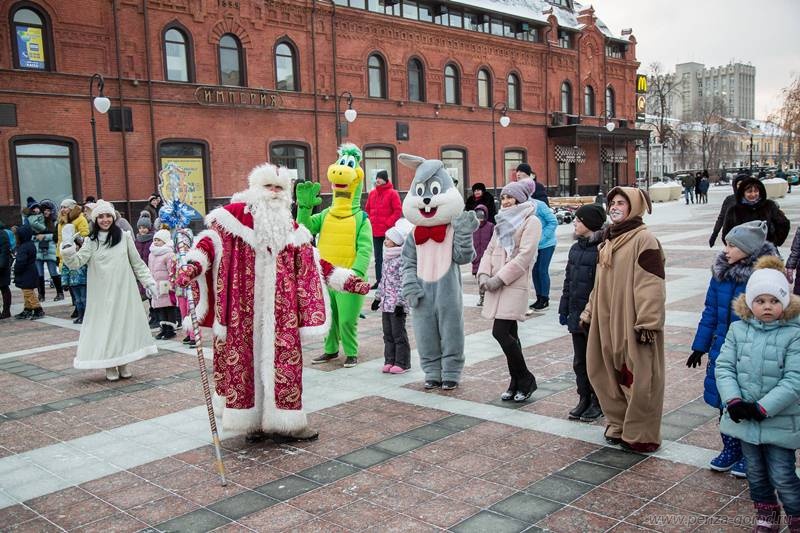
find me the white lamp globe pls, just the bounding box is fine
[344,108,357,123]
[93,96,111,114]
[499,115,511,128]
[605,122,616,132]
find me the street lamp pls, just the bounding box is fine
[749,133,754,173]
[89,73,110,199]
[335,90,357,145]
[491,102,510,202]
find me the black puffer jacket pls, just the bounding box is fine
[13,225,38,289]
[721,177,790,247]
[558,230,602,333]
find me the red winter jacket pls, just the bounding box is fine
[365,182,402,237]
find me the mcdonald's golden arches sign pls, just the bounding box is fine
[636,74,648,94]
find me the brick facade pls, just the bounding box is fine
[0,0,642,220]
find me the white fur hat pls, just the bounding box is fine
[385,218,414,245]
[90,200,116,222]
[247,163,291,191]
[153,229,172,245]
[746,268,791,310]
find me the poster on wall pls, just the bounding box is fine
[158,158,206,219]
[16,26,45,70]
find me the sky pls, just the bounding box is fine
[591,0,799,120]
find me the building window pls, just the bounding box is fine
[507,73,520,110]
[558,30,572,49]
[444,63,460,105]
[584,85,595,116]
[368,54,386,98]
[558,161,576,196]
[605,86,615,118]
[219,34,244,86]
[363,146,395,191]
[270,143,309,181]
[477,68,491,108]
[560,81,572,114]
[605,43,624,58]
[158,141,208,217]
[163,26,192,82]
[602,162,618,191]
[12,139,78,206]
[441,148,467,194]
[408,58,425,102]
[275,40,298,91]
[11,4,53,71]
[504,149,525,184]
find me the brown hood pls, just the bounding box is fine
[733,293,800,321]
[67,206,84,223]
[607,186,652,219]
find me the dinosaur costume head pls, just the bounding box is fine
[327,143,365,217]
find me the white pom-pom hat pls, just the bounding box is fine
[90,200,117,222]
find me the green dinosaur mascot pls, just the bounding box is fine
[296,143,373,367]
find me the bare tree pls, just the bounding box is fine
[769,75,800,168]
[673,124,695,170]
[646,62,679,173]
[695,96,727,172]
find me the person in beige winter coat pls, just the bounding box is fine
[581,186,666,453]
[478,181,542,402]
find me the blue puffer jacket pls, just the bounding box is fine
[716,293,800,450]
[531,199,558,250]
[692,242,779,408]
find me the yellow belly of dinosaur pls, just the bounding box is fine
[318,215,356,268]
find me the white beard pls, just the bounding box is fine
[248,189,293,252]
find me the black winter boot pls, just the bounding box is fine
[161,324,176,340]
[532,297,549,310]
[38,276,46,301]
[579,394,603,421]
[569,395,590,420]
[15,309,32,319]
[30,307,45,320]
[52,276,64,301]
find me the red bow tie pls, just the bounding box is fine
[414,224,447,244]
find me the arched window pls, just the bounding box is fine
[219,34,244,86]
[560,81,572,114]
[368,54,386,98]
[11,4,53,71]
[507,73,520,110]
[270,143,309,181]
[163,27,192,82]
[444,63,460,105]
[584,85,595,116]
[407,58,424,102]
[275,41,299,91]
[504,149,526,183]
[477,68,491,108]
[605,86,616,118]
[363,146,395,190]
[441,148,468,194]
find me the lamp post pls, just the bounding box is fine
[749,133,754,173]
[335,90,357,146]
[89,73,111,199]
[491,102,510,203]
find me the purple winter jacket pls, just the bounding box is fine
[472,205,495,275]
[135,233,153,299]
[376,251,407,313]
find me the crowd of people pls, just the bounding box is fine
[1,158,799,530]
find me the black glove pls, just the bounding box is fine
[708,235,716,248]
[394,305,406,318]
[743,402,767,421]
[727,401,748,423]
[686,350,705,368]
[370,299,380,311]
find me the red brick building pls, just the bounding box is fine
[0,0,645,220]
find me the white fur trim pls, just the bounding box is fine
[73,345,157,369]
[286,224,313,247]
[185,249,210,274]
[300,247,331,342]
[213,392,261,433]
[182,316,193,335]
[213,320,228,342]
[327,266,355,292]
[206,207,256,248]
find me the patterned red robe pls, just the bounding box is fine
[186,202,331,433]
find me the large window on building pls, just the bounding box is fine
[507,73,520,110]
[441,148,467,194]
[444,63,460,105]
[363,146,395,191]
[163,26,192,82]
[558,30,572,49]
[558,161,576,196]
[270,143,309,181]
[584,85,595,116]
[605,86,616,118]
[275,40,299,91]
[560,81,572,114]
[408,58,425,102]
[12,139,79,206]
[219,34,244,86]
[158,141,208,217]
[504,149,525,184]
[477,68,491,108]
[11,4,53,71]
[368,54,387,98]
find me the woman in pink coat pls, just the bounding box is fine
[477,181,542,402]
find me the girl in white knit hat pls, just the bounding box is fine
[148,229,180,340]
[61,200,158,381]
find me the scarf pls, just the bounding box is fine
[383,245,402,260]
[598,216,646,268]
[149,242,173,255]
[494,203,533,256]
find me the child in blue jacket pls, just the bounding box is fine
[715,258,800,532]
[689,220,778,477]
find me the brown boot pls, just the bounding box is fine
[753,502,781,532]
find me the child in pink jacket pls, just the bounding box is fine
[148,229,179,339]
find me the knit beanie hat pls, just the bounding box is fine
[60,198,77,209]
[26,197,40,210]
[745,257,790,310]
[137,210,152,229]
[90,200,116,222]
[501,181,530,205]
[385,218,413,246]
[375,170,389,183]
[725,220,767,256]
[575,204,607,231]
[153,229,172,245]
[516,163,533,176]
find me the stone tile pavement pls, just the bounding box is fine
[0,186,798,531]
